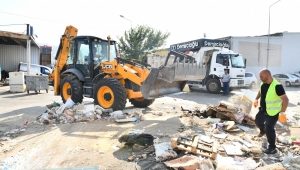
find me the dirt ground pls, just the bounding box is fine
[1,85,300,170]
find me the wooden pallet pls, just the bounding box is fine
[171,135,218,160]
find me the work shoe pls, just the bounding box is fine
[257,133,265,137]
[264,148,277,154]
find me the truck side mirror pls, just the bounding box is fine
[244,58,247,68]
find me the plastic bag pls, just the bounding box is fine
[56,104,67,114]
[154,142,177,161]
[65,98,75,109]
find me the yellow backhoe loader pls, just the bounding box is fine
[49,25,203,111]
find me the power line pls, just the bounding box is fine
[0,10,63,24]
[0,24,27,26]
[0,10,126,34]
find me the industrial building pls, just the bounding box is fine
[220,32,300,76]
[0,25,42,80]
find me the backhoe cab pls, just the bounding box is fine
[51,26,204,111]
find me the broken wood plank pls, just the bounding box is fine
[191,135,199,153]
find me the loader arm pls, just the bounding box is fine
[49,26,78,95]
[100,58,150,99]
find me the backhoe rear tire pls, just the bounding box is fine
[129,98,155,108]
[60,75,83,103]
[94,78,127,111]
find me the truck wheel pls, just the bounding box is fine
[206,79,221,93]
[94,78,127,111]
[129,98,155,108]
[60,75,83,103]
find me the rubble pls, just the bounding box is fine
[164,155,214,170]
[35,100,147,125]
[255,163,286,170]
[2,90,300,170]
[154,142,177,161]
[171,135,218,160]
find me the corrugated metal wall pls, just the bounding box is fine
[0,44,40,71]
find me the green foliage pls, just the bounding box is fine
[118,25,170,61]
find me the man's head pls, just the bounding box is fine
[224,70,228,74]
[259,69,273,84]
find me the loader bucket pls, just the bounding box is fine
[141,51,204,99]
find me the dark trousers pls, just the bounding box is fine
[255,108,279,149]
[223,82,229,95]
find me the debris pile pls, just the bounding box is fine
[36,99,145,125]
[117,93,300,170]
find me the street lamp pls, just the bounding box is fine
[120,15,132,29]
[267,0,281,68]
[120,15,133,53]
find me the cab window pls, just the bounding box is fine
[216,54,229,66]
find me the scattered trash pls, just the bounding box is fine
[164,155,211,170]
[277,135,292,145]
[115,117,136,123]
[237,138,253,148]
[255,163,286,170]
[212,133,227,139]
[154,142,177,161]
[236,124,252,132]
[118,133,154,150]
[223,145,243,156]
[171,135,217,160]
[152,111,163,116]
[224,121,235,130]
[199,134,214,143]
[65,98,75,109]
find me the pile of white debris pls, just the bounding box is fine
[37,98,144,124]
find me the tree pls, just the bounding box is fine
[118,25,170,61]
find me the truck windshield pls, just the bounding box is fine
[230,54,245,68]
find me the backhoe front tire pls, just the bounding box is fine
[206,79,221,94]
[94,78,127,111]
[60,75,83,103]
[129,98,155,108]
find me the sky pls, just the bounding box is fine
[0,0,299,49]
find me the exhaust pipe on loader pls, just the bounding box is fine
[141,51,203,99]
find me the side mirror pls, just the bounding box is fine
[244,58,247,68]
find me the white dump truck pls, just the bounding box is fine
[170,39,246,93]
[147,39,245,94]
